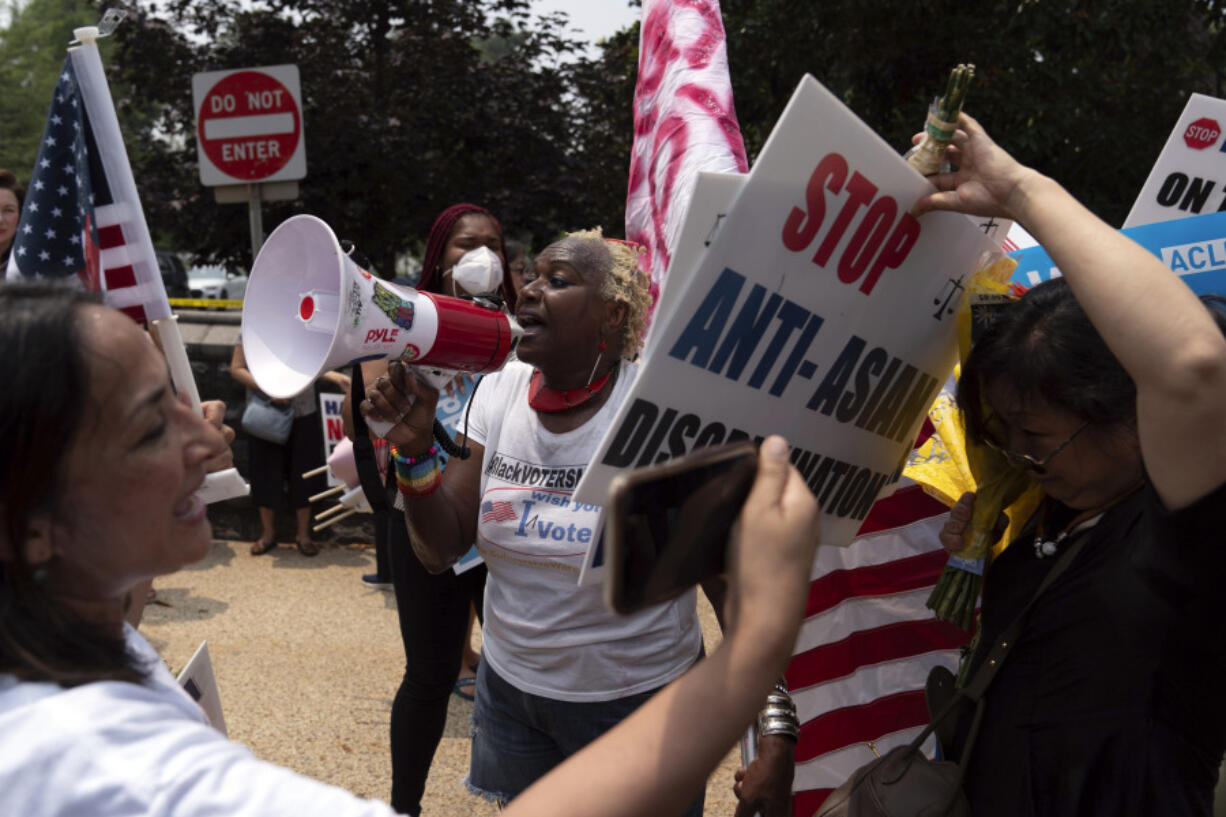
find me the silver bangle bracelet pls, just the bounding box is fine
[757,678,800,740]
[760,705,797,721]
[763,694,796,712]
[758,716,801,741]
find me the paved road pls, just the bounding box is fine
[140,539,740,815]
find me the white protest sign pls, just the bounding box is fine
[1124,93,1226,228]
[319,392,347,487]
[1001,221,1038,254]
[575,173,746,587]
[177,640,227,735]
[645,171,747,354]
[574,75,1000,582]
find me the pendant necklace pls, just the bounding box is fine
[1032,510,1105,559]
[1031,481,1144,559]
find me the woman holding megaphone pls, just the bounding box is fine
[362,230,708,812]
[345,203,516,817]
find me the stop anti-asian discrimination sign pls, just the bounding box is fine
[192,64,307,186]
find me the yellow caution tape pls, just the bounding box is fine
[168,298,244,309]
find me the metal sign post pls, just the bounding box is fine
[248,182,264,261]
[192,64,306,266]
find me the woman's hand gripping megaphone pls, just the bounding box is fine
[361,360,442,455]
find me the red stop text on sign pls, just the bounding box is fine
[780,152,921,296]
[198,71,300,180]
[1184,117,1221,151]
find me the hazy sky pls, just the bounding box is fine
[532,0,640,55]
[0,2,643,46]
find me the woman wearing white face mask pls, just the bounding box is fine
[448,245,506,298]
[344,203,516,817]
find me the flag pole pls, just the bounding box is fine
[71,21,247,504]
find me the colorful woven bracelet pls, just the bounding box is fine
[390,444,442,497]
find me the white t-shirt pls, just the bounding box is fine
[0,625,396,817]
[466,360,702,702]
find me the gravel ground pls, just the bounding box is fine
[140,538,741,815]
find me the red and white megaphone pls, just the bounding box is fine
[242,215,521,435]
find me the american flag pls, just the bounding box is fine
[787,423,968,816]
[481,500,518,524]
[626,0,748,304]
[1000,221,1038,255]
[7,45,170,325]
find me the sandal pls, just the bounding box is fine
[453,676,476,702]
[250,538,277,556]
[296,538,319,557]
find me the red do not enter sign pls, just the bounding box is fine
[198,70,301,181]
[1184,117,1221,151]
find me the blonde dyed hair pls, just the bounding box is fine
[567,227,651,358]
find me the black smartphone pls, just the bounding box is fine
[604,440,758,615]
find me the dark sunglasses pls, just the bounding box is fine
[981,419,1089,476]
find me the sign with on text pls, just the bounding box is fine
[574,75,1000,570]
[1124,93,1226,228]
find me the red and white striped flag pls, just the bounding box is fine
[787,422,969,817]
[627,0,748,305]
[6,36,171,325]
[6,27,251,505]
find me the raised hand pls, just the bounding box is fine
[913,113,1040,221]
[361,360,440,453]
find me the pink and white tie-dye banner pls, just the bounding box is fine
[627,0,749,305]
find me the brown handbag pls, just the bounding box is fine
[814,690,981,817]
[814,530,1091,817]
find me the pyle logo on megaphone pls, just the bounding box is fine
[242,214,521,402]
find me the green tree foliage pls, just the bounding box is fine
[573,0,1226,232]
[569,22,639,239]
[7,0,1224,269]
[0,0,105,179]
[92,0,596,273]
[720,0,1226,226]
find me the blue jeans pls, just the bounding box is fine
[467,658,705,816]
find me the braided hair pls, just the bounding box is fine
[417,203,517,310]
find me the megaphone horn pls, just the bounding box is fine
[241,215,521,399]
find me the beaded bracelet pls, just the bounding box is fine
[390,444,442,497]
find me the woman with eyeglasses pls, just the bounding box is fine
[916,115,1226,816]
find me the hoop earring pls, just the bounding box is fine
[586,340,607,388]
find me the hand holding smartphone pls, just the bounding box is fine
[604,441,759,614]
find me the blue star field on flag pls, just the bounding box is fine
[11,57,111,286]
